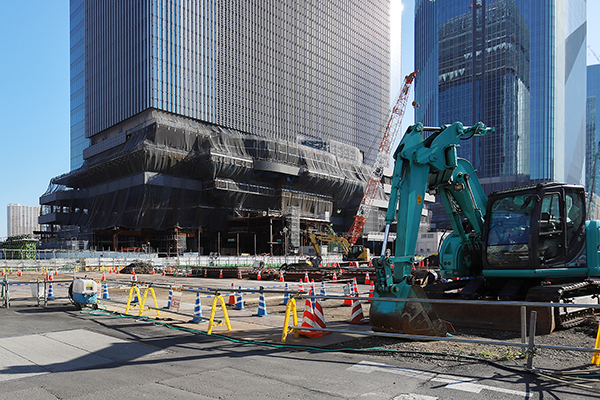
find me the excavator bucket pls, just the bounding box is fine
[370,284,453,337]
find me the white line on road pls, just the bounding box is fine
[348,361,532,398]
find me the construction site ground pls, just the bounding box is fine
[4,270,600,374]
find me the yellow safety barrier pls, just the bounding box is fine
[207,295,232,335]
[139,286,161,317]
[281,297,298,343]
[124,284,161,317]
[125,285,143,315]
[592,320,600,365]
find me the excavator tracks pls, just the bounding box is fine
[424,278,600,334]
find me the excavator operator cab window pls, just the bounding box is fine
[486,193,535,267]
[538,193,564,261]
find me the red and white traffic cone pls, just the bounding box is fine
[304,272,309,283]
[346,297,369,324]
[17,269,22,277]
[368,281,375,303]
[219,269,223,279]
[313,300,330,335]
[229,282,236,305]
[257,270,262,281]
[332,271,337,283]
[238,270,243,279]
[151,267,155,275]
[204,269,208,278]
[364,271,370,285]
[131,268,137,282]
[54,268,58,276]
[298,298,323,338]
[343,283,353,306]
[279,270,284,282]
[298,279,303,292]
[101,271,106,281]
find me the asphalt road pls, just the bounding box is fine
[0,300,598,400]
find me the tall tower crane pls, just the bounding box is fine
[345,70,418,244]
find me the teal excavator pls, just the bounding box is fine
[371,122,600,336]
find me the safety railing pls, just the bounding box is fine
[3,275,600,370]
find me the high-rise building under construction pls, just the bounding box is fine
[40,0,392,254]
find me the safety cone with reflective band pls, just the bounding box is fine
[238,270,242,279]
[115,267,119,274]
[298,298,323,338]
[298,280,303,292]
[219,269,223,278]
[254,292,268,316]
[102,282,110,299]
[204,269,208,278]
[131,268,137,282]
[313,300,330,334]
[332,271,337,283]
[54,268,58,276]
[281,282,290,305]
[309,282,316,309]
[235,286,245,310]
[228,282,236,305]
[166,286,173,308]
[304,272,309,283]
[342,283,353,306]
[352,277,359,296]
[257,270,262,281]
[101,271,106,281]
[320,280,326,299]
[368,281,374,303]
[151,267,156,275]
[162,269,166,276]
[47,280,54,299]
[364,271,370,285]
[17,269,22,277]
[346,297,369,324]
[192,292,204,323]
[279,270,284,282]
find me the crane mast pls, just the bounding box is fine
[346,70,418,244]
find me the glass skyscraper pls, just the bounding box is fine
[69,0,390,169]
[415,0,587,196]
[587,64,600,200]
[44,0,392,253]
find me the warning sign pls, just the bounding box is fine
[170,286,183,312]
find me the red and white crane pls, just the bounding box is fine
[346,70,418,244]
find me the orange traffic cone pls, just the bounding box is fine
[332,271,337,283]
[17,269,22,277]
[229,282,236,305]
[162,269,166,276]
[298,280,303,292]
[346,297,369,324]
[151,267,155,274]
[279,270,284,282]
[298,298,323,338]
[257,270,262,281]
[238,270,242,279]
[101,271,106,281]
[219,269,223,278]
[364,271,370,285]
[304,272,309,283]
[131,268,137,282]
[204,269,208,278]
[368,281,375,303]
[116,267,119,274]
[54,268,58,276]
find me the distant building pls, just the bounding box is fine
[41,0,393,254]
[7,204,41,237]
[415,0,587,228]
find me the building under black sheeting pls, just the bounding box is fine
[40,109,383,254]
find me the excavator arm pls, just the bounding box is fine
[371,122,493,335]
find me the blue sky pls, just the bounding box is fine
[0,1,598,238]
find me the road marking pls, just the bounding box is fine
[394,395,438,400]
[348,361,532,398]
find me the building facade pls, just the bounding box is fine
[415,0,587,196]
[587,64,600,215]
[43,0,392,254]
[7,204,41,237]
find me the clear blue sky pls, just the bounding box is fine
[0,1,598,238]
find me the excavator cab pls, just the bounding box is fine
[482,183,586,273]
